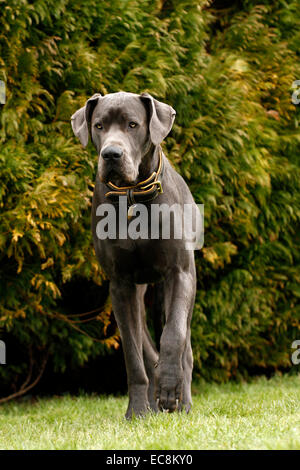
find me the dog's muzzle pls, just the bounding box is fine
[101,145,123,160]
[104,148,164,215]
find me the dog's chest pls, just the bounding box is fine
[98,237,176,284]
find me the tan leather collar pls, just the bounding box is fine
[104,148,164,206]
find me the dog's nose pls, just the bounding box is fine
[101,146,123,160]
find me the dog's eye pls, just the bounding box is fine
[95,123,103,130]
[129,122,137,128]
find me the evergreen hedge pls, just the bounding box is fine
[0,0,299,393]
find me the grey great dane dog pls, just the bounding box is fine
[71,92,198,419]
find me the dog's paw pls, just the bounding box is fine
[177,400,192,414]
[155,365,183,412]
[125,399,150,420]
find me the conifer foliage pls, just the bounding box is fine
[0,0,299,392]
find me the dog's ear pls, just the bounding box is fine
[71,93,101,147]
[140,93,176,146]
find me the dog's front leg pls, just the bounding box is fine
[110,280,149,419]
[156,265,196,413]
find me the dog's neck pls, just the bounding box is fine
[138,144,161,182]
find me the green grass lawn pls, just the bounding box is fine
[0,374,299,450]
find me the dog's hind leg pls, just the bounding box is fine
[138,285,159,412]
[151,281,165,351]
[143,326,159,412]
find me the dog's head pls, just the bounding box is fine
[71,92,175,185]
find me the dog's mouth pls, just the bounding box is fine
[99,167,136,187]
[98,152,139,186]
